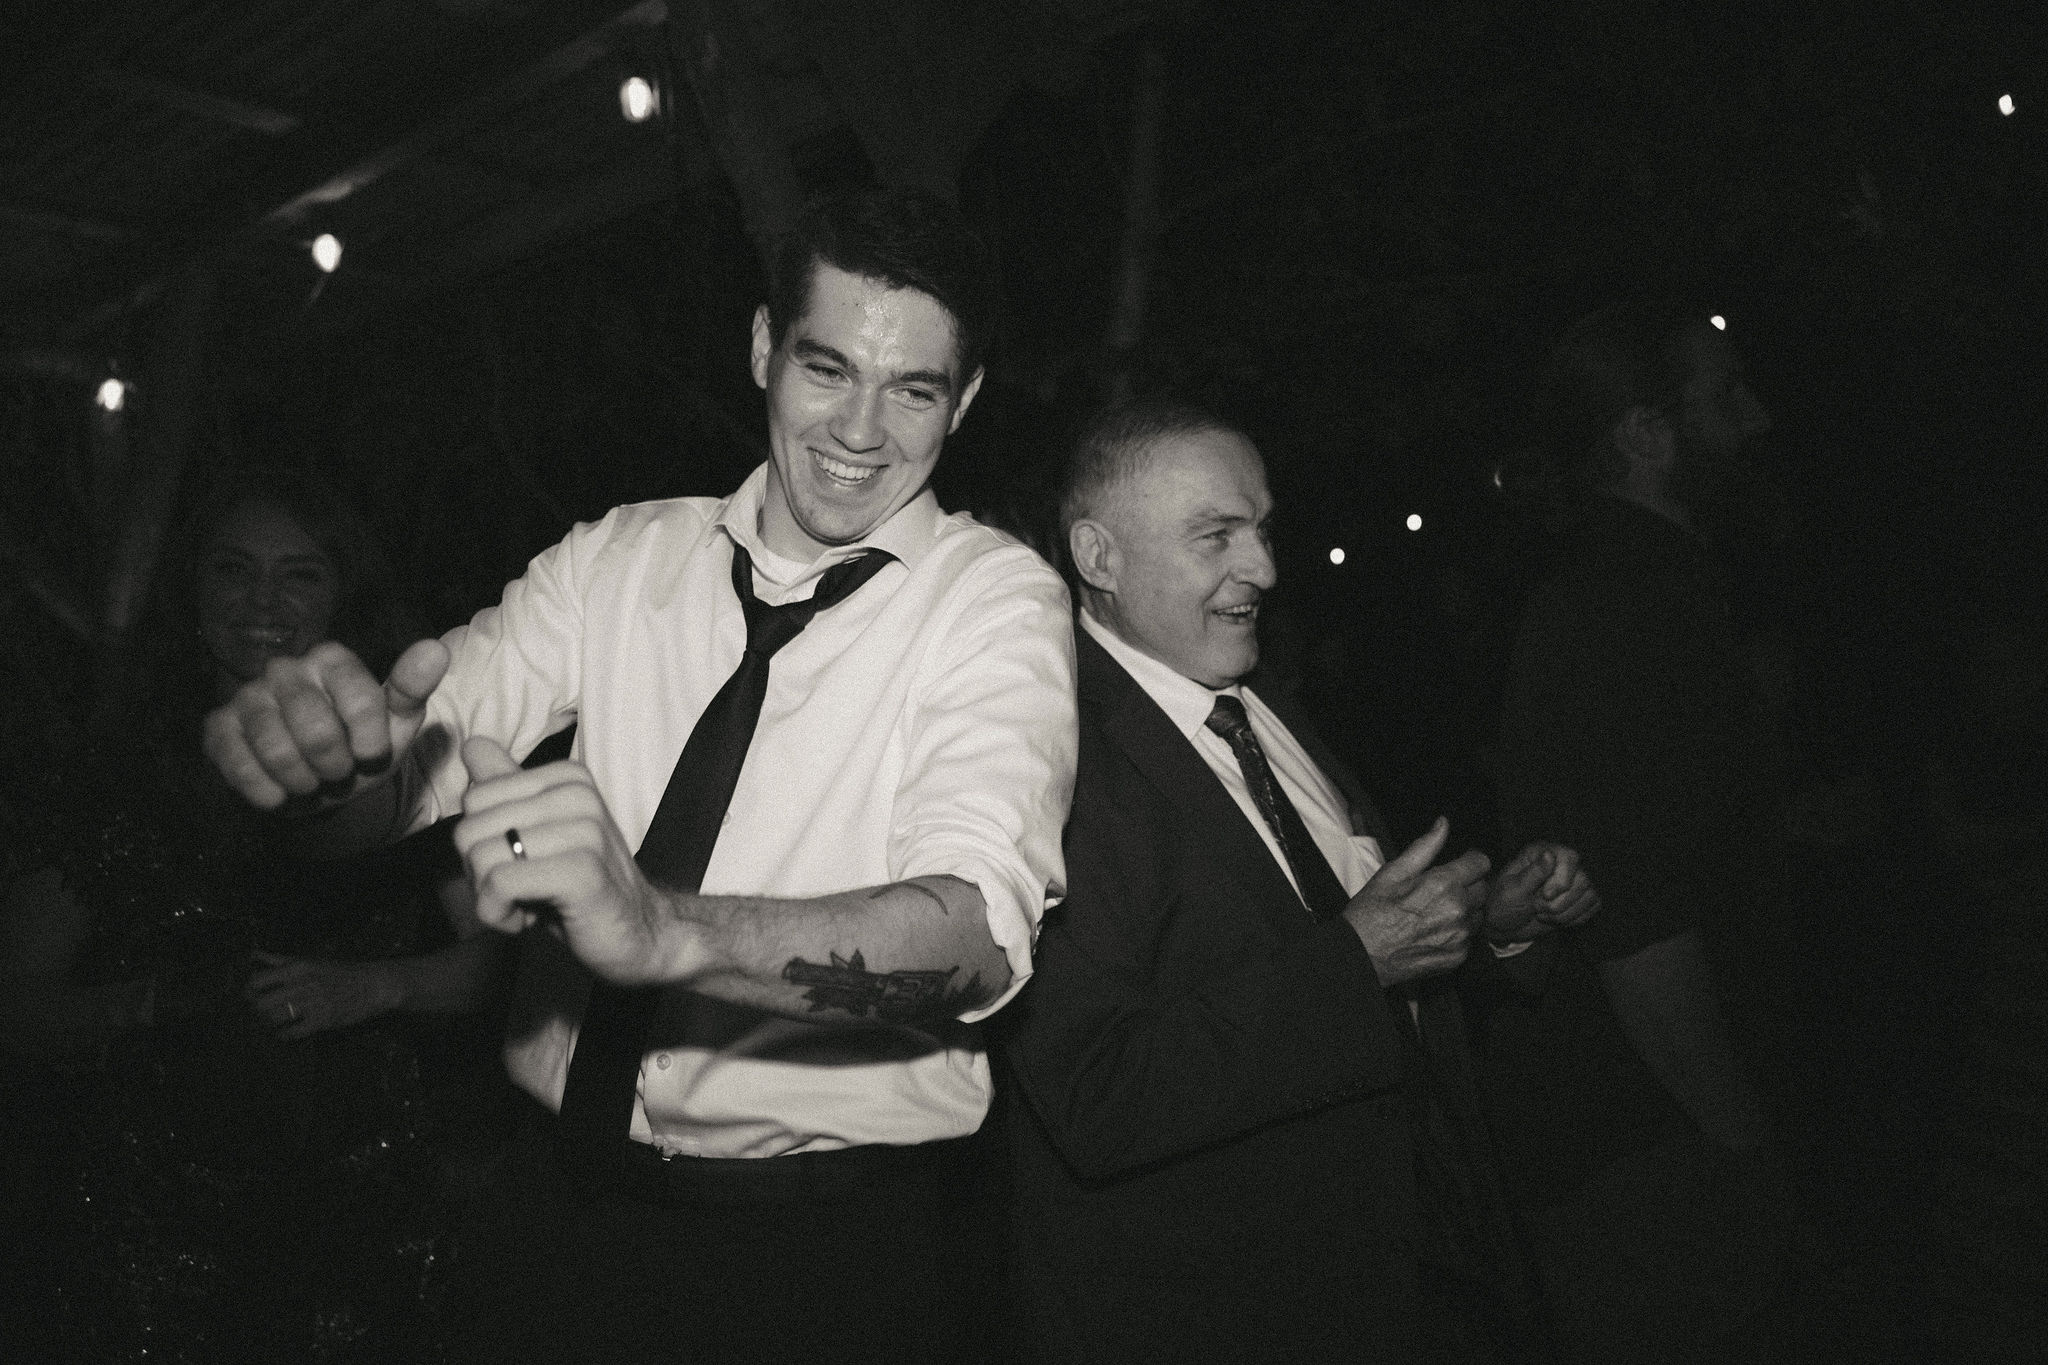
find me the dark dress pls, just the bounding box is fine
[3,729,489,1364]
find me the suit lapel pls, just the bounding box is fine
[1078,632,1311,932]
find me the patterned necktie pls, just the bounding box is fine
[556,543,896,1154]
[1204,694,1350,919]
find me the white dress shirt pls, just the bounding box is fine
[1079,611,1384,901]
[405,467,1078,1155]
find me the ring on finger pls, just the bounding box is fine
[505,828,527,861]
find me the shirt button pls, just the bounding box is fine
[655,1053,671,1070]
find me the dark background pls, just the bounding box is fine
[4,0,2041,780]
[3,1,2044,1350]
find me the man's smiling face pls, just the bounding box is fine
[751,262,982,561]
[1093,427,1277,688]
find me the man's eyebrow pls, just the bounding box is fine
[788,339,954,397]
[790,339,854,371]
[893,368,955,397]
[1184,501,1275,529]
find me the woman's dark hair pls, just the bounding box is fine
[177,464,409,673]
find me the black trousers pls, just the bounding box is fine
[444,1104,1004,1365]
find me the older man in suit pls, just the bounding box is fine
[1000,398,1599,1363]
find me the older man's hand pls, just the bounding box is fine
[452,737,694,987]
[1342,817,1491,988]
[1484,841,1601,945]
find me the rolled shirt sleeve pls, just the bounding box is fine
[889,549,1078,1020]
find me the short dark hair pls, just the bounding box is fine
[1058,395,1240,552]
[766,187,999,382]
[1535,297,1705,498]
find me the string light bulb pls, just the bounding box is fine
[95,377,127,412]
[1329,547,1346,565]
[620,76,658,123]
[1405,513,1423,532]
[1710,314,1727,331]
[311,233,342,273]
[1999,93,2015,117]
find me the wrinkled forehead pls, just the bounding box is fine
[1129,427,1270,515]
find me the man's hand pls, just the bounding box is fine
[1341,817,1491,987]
[453,737,689,986]
[1483,841,1601,945]
[203,638,449,810]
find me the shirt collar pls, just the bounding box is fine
[716,462,943,589]
[1080,609,1242,742]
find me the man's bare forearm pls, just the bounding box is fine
[1598,928,1774,1151]
[648,874,1010,1027]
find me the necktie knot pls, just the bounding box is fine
[1205,693,1253,743]
[734,546,894,658]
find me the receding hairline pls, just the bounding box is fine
[1060,404,1255,541]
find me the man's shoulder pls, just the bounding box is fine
[901,510,1068,623]
[918,507,1056,576]
[549,495,727,574]
[586,494,727,540]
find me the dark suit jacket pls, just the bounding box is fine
[999,630,1513,1364]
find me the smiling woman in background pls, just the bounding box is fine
[1,464,510,1362]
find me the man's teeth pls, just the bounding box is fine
[815,452,878,484]
[1216,604,1258,621]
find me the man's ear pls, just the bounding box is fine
[749,305,774,390]
[946,367,985,435]
[1613,404,1674,472]
[1068,519,1119,595]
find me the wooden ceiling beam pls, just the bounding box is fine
[93,66,302,136]
[0,201,128,243]
[59,0,670,344]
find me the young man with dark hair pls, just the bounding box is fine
[203,186,1077,1363]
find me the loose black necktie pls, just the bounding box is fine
[556,543,895,1155]
[1204,694,1350,920]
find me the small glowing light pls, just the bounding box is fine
[1491,465,1505,491]
[95,377,126,412]
[1329,547,1346,565]
[311,233,342,273]
[1710,314,1727,331]
[1405,513,1423,532]
[1998,93,2015,117]
[620,76,657,123]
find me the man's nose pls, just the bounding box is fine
[1238,535,1278,590]
[829,388,886,453]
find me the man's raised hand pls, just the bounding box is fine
[1341,816,1491,988]
[203,638,449,810]
[1483,841,1601,944]
[453,737,684,987]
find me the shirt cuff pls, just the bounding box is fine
[905,854,1046,1024]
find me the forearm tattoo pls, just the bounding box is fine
[781,950,984,1023]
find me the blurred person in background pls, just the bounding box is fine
[1,464,510,1362]
[1483,300,1797,1363]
